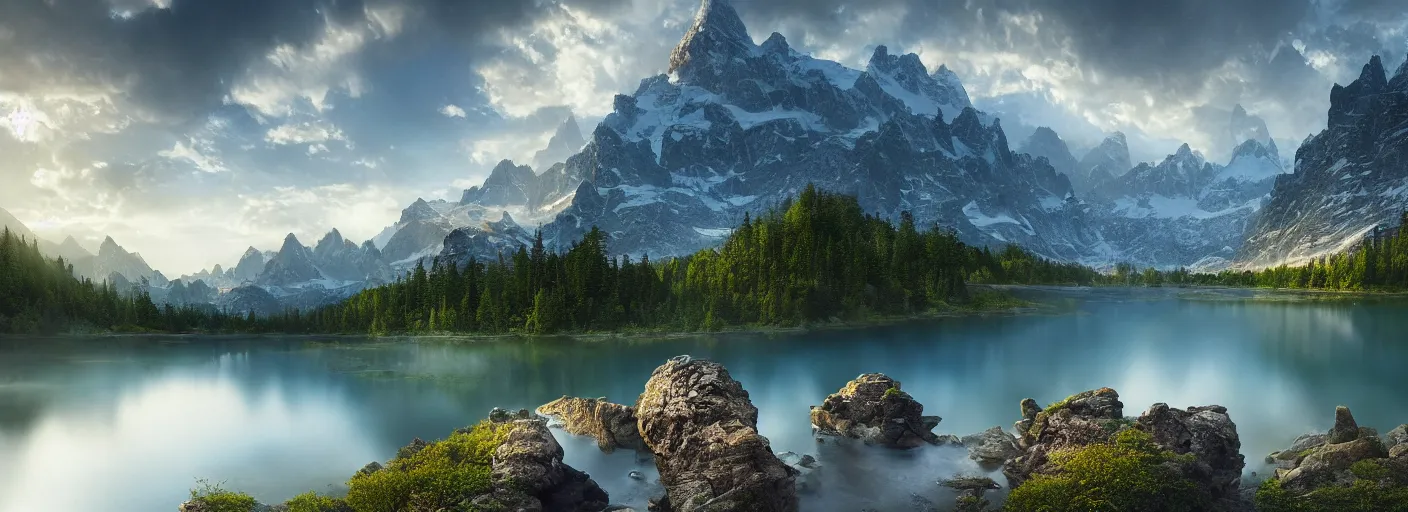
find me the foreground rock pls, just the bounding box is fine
[636,356,798,511]
[960,426,1021,469]
[941,476,1000,512]
[538,396,648,453]
[810,373,942,448]
[1003,388,1246,509]
[477,417,612,511]
[1005,387,1128,486]
[1255,406,1408,509]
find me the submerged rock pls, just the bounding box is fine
[941,476,1001,512]
[961,426,1022,468]
[635,357,798,511]
[777,451,823,495]
[810,373,942,449]
[538,396,648,453]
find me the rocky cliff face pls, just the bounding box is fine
[1238,55,1408,268]
[418,0,1104,264]
[532,115,587,172]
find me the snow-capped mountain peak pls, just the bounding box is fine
[669,0,753,87]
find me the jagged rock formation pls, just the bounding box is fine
[532,115,588,172]
[809,373,942,449]
[1086,139,1286,270]
[537,396,647,453]
[1020,127,1081,191]
[635,356,798,512]
[477,418,612,511]
[232,247,266,282]
[1003,388,1245,507]
[438,212,534,269]
[1135,403,1245,500]
[961,426,1022,468]
[1238,55,1408,268]
[259,234,323,287]
[1076,132,1133,194]
[1263,406,1405,496]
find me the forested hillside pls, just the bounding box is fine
[0,187,1099,335]
[298,186,1097,335]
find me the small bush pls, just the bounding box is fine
[1256,475,1408,512]
[344,421,513,512]
[883,386,903,399]
[188,480,259,512]
[284,492,350,512]
[1004,429,1210,512]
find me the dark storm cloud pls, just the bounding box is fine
[0,0,627,126]
[737,0,1312,93]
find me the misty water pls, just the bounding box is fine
[3,287,1408,512]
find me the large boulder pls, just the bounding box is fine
[809,373,942,449]
[1280,436,1389,492]
[538,396,648,453]
[1135,403,1245,499]
[1005,388,1128,488]
[635,356,798,512]
[477,418,611,511]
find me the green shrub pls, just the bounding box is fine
[344,421,513,512]
[1255,476,1408,512]
[1004,429,1210,512]
[284,492,351,512]
[188,480,259,512]
[883,386,903,399]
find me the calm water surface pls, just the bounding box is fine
[2,287,1407,512]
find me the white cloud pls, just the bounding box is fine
[227,5,405,118]
[474,1,691,119]
[237,184,406,246]
[439,104,467,118]
[307,143,329,155]
[265,120,346,145]
[158,139,226,173]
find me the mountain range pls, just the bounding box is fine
[6,0,1406,314]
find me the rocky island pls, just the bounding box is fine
[180,358,1408,512]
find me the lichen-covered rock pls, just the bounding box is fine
[1386,424,1408,449]
[1004,388,1129,488]
[1327,405,1360,444]
[538,396,648,453]
[1279,435,1389,492]
[483,419,611,512]
[1013,398,1040,446]
[1135,403,1245,499]
[1391,443,1408,459]
[961,426,1021,468]
[941,476,1000,512]
[809,373,941,449]
[635,356,798,512]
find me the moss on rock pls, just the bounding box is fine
[1004,429,1212,512]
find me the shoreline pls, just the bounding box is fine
[4,286,1053,343]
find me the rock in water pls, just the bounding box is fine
[635,357,798,512]
[537,396,648,453]
[1327,405,1360,444]
[961,426,1022,468]
[1135,403,1246,499]
[809,373,942,448]
[479,419,611,511]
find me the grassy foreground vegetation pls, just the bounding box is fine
[1004,429,1212,512]
[185,421,513,512]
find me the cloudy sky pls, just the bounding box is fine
[2,0,1404,275]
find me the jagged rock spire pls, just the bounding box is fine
[668,0,754,87]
